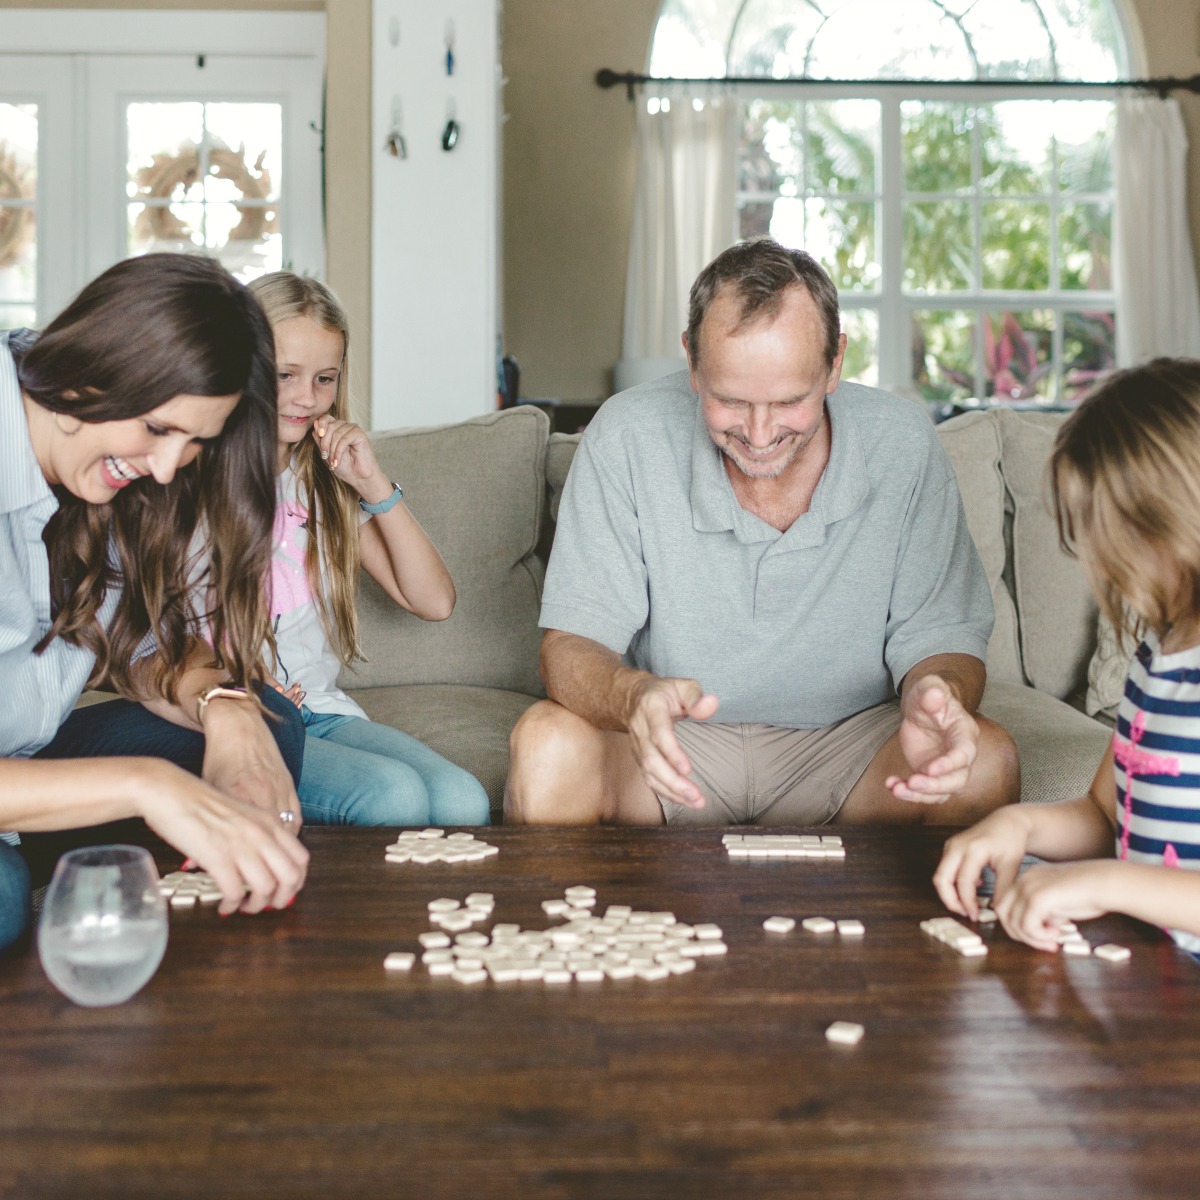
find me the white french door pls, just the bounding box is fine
[0,11,324,326]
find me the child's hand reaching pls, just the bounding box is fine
[933,806,1034,921]
[993,860,1113,951]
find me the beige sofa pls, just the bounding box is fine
[344,403,1115,820]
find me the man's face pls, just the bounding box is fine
[687,286,846,482]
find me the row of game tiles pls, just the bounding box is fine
[722,833,846,859]
[381,830,850,868]
[921,914,1130,961]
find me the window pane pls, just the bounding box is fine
[126,101,284,282]
[841,308,878,386]
[805,100,878,193]
[0,208,36,303]
[982,200,1050,290]
[979,101,1053,193]
[912,309,975,403]
[903,102,973,194]
[1055,100,1114,193]
[1063,310,1116,402]
[0,303,36,332]
[983,309,1053,401]
[737,197,775,241]
[0,103,37,189]
[201,201,281,279]
[740,100,794,195]
[904,202,973,291]
[959,0,1054,80]
[0,104,38,314]
[1059,201,1112,290]
[804,198,878,291]
[203,104,281,204]
[129,200,204,256]
[726,0,825,77]
[807,0,974,80]
[128,103,205,202]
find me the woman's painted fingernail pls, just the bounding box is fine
[181,858,196,871]
[285,896,296,908]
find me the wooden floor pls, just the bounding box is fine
[2,825,1199,1200]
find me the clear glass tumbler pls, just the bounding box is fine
[37,845,168,1007]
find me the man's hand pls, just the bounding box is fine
[199,698,303,832]
[625,677,719,810]
[885,674,980,804]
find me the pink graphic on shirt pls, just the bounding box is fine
[1112,709,1181,859]
[270,500,312,619]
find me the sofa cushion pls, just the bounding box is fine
[935,412,1023,683]
[340,406,549,698]
[996,410,1097,701]
[545,432,581,525]
[1086,609,1132,720]
[980,680,1111,805]
[349,683,539,819]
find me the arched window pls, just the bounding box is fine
[648,0,1131,408]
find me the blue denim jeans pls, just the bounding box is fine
[0,841,32,954]
[17,686,306,890]
[299,710,490,827]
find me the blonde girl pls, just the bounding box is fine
[248,271,489,826]
[935,359,1200,958]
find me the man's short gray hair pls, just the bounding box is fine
[685,238,842,370]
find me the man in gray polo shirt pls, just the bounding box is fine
[506,239,1019,827]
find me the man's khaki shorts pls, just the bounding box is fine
[660,701,903,826]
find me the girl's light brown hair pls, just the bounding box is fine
[248,271,362,666]
[1050,358,1200,645]
[19,252,278,701]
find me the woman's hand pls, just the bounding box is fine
[134,759,309,915]
[198,696,303,831]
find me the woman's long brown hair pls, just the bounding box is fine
[19,252,279,702]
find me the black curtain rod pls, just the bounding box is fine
[595,66,1200,101]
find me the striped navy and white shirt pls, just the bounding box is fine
[1113,630,1200,956]
[0,335,117,845]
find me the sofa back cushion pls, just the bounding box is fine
[339,406,549,697]
[996,409,1097,701]
[936,412,1023,683]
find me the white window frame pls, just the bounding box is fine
[732,80,1118,403]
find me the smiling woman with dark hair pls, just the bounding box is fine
[0,253,310,953]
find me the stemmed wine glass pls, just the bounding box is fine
[37,845,169,1007]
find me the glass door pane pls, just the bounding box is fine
[126,99,283,280]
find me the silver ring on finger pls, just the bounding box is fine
[278,810,296,824]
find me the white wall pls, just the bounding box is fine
[371,0,499,430]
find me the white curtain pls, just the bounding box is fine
[619,90,738,385]
[1114,95,1200,365]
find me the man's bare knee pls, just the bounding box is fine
[505,701,606,825]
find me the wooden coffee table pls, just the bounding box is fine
[2,825,1198,1199]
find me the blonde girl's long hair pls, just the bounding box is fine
[1049,358,1200,646]
[20,253,278,702]
[248,271,362,665]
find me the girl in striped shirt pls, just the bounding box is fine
[935,358,1200,956]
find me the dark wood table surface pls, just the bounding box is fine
[2,825,1198,1200]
